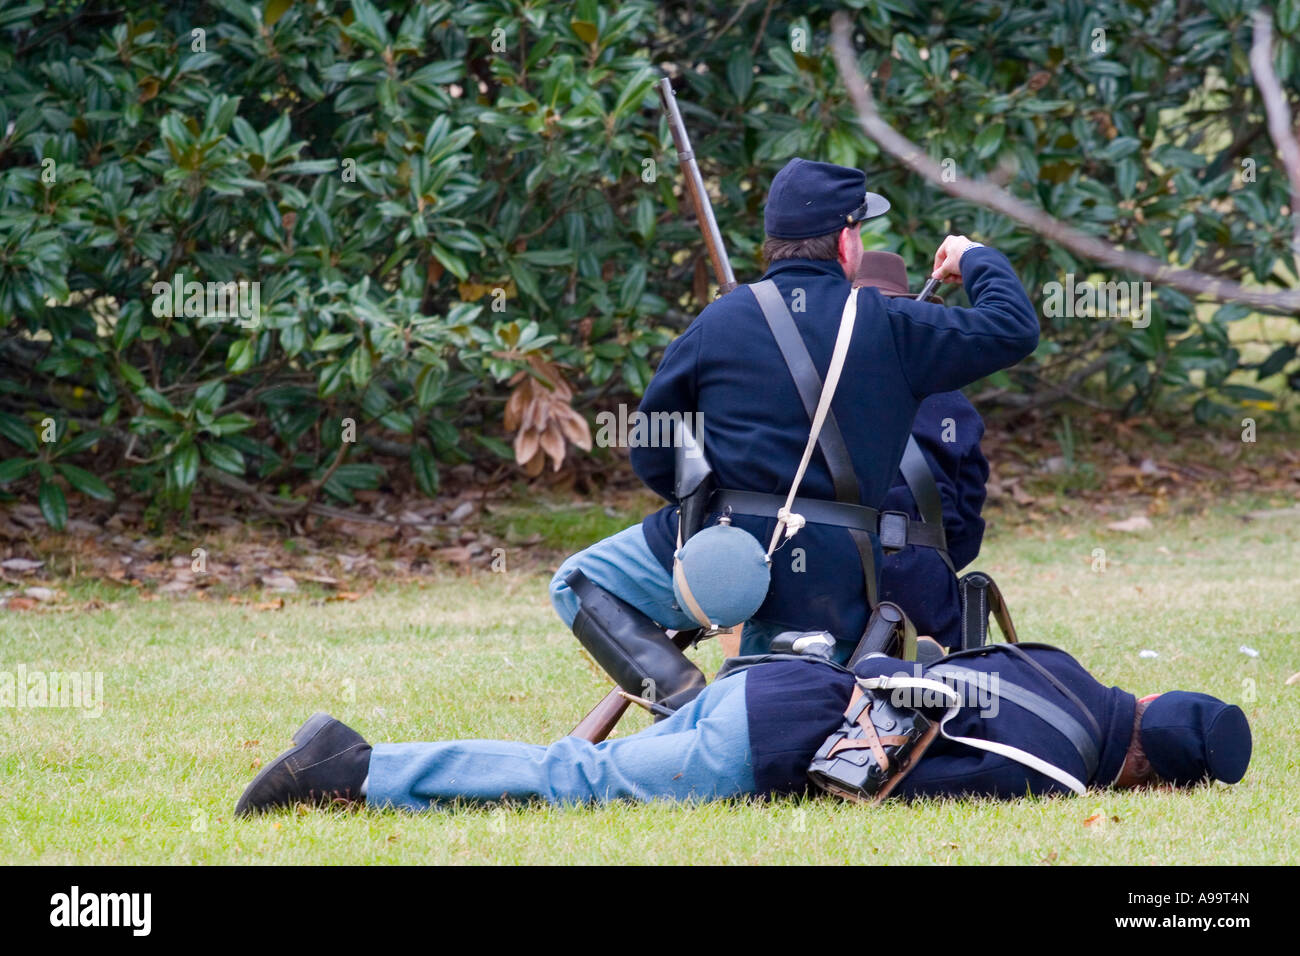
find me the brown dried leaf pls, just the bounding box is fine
[532,396,553,430]
[434,546,474,563]
[503,386,527,432]
[551,373,573,402]
[557,406,593,450]
[539,424,566,470]
[1107,514,1153,532]
[456,280,493,302]
[530,355,572,400]
[514,428,540,467]
[298,573,340,586]
[520,388,541,433]
[521,451,545,477]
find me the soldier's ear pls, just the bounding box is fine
[836,226,862,274]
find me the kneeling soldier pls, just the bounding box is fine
[234,642,1251,814]
[549,157,1040,683]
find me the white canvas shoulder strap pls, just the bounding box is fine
[765,287,861,558]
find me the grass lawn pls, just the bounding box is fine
[1,501,1297,865]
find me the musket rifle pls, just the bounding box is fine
[568,77,737,744]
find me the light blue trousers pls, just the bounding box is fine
[548,523,787,653]
[366,671,754,810]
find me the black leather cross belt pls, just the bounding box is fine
[709,489,946,553]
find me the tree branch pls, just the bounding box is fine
[750,0,776,58]
[1249,9,1300,279]
[827,13,1300,315]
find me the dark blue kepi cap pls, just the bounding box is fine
[1141,692,1252,786]
[764,158,890,239]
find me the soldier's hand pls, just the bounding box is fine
[931,235,982,285]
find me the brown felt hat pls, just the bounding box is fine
[853,251,942,302]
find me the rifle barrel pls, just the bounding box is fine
[656,78,737,294]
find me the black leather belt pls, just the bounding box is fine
[710,489,947,553]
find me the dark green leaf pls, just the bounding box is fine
[54,463,114,501]
[38,481,68,530]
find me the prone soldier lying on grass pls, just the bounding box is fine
[234,640,1251,815]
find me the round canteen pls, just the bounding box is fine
[672,523,771,629]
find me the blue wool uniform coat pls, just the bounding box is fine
[877,391,989,648]
[744,644,1136,799]
[630,247,1037,645]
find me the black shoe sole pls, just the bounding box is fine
[234,712,338,817]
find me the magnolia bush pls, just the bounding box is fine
[1,0,1296,526]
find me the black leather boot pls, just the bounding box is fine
[235,712,372,816]
[566,570,706,710]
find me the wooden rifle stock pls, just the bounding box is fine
[656,77,737,294]
[568,629,703,743]
[570,689,630,743]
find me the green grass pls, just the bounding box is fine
[480,490,653,554]
[1,502,1297,864]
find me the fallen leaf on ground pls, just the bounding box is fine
[1285,672,1300,686]
[447,501,475,523]
[1,558,43,572]
[1107,514,1153,532]
[434,546,475,563]
[297,573,340,586]
[253,598,284,611]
